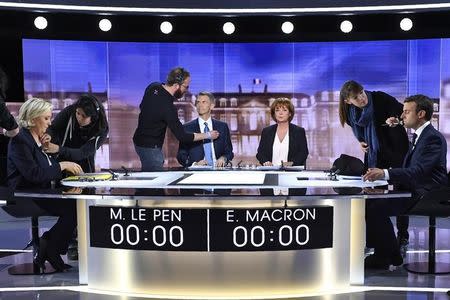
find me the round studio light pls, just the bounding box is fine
[281,21,294,34]
[160,21,173,34]
[340,20,353,33]
[400,18,413,31]
[34,16,48,30]
[223,22,235,35]
[99,18,112,32]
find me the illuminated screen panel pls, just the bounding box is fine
[22,39,450,170]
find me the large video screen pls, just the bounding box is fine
[22,39,450,170]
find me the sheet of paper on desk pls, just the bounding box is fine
[178,172,266,185]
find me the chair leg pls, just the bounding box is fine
[8,217,57,275]
[404,216,450,274]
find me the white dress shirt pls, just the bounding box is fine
[198,117,216,164]
[272,130,289,166]
[272,130,289,195]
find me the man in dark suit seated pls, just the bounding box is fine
[177,91,234,167]
[363,94,447,269]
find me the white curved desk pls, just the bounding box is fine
[17,170,409,299]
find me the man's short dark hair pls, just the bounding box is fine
[404,94,434,121]
[197,91,215,105]
[166,67,190,86]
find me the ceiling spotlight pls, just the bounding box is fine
[99,18,112,32]
[160,21,173,34]
[400,17,413,31]
[34,16,48,30]
[281,21,294,34]
[340,20,353,33]
[223,22,235,35]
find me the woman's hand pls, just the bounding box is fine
[40,133,51,144]
[43,142,60,153]
[359,141,369,153]
[385,117,400,127]
[59,161,83,175]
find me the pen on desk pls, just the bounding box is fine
[236,160,243,168]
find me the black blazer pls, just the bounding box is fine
[256,123,308,166]
[389,123,447,199]
[177,118,234,167]
[7,128,62,190]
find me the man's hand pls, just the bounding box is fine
[360,141,369,153]
[363,168,384,182]
[193,160,208,166]
[215,157,227,167]
[263,161,273,166]
[3,127,19,138]
[209,130,219,140]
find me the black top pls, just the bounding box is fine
[0,94,18,131]
[133,82,194,148]
[346,91,409,169]
[256,123,309,166]
[47,104,109,173]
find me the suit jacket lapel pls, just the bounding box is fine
[211,119,219,157]
[287,123,294,161]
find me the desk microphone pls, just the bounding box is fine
[236,160,243,168]
[121,166,130,176]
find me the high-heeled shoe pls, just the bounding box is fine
[34,237,65,272]
[33,238,47,274]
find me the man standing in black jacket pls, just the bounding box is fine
[1,67,19,185]
[133,67,219,171]
[0,67,19,138]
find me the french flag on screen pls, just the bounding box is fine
[253,78,262,85]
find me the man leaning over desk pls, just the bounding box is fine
[177,91,234,168]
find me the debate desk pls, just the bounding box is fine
[15,169,410,298]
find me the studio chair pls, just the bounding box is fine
[403,185,450,274]
[0,189,57,275]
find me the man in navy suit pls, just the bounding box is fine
[177,92,233,167]
[363,94,447,269]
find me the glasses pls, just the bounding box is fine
[181,84,189,90]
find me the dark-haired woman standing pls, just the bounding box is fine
[42,94,109,260]
[43,94,109,173]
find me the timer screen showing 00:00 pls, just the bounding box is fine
[89,206,333,251]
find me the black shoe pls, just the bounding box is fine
[34,237,65,272]
[364,254,403,270]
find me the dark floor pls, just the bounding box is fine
[0,211,449,299]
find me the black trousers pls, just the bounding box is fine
[365,197,414,257]
[35,199,77,255]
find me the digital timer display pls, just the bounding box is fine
[209,207,333,251]
[90,207,208,251]
[90,206,333,252]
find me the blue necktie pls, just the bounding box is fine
[203,122,214,166]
